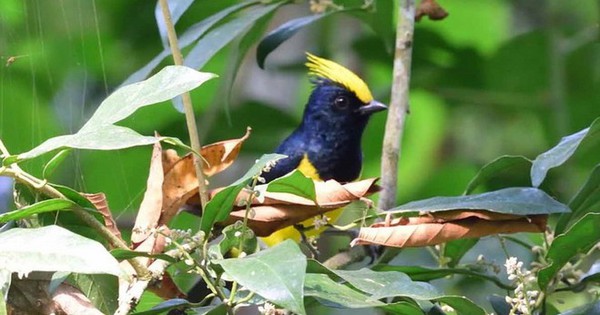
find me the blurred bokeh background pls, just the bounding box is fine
[0,0,599,312]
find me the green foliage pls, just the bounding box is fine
[1,0,599,314]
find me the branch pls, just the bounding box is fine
[378,0,416,210]
[159,0,210,209]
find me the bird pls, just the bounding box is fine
[260,52,387,246]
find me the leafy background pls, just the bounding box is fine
[0,0,599,313]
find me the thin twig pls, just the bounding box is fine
[158,0,209,209]
[378,0,416,211]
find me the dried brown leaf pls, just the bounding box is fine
[200,127,251,177]
[217,178,380,236]
[52,283,104,315]
[132,141,164,245]
[81,192,124,246]
[416,0,449,21]
[148,271,187,300]
[353,213,547,248]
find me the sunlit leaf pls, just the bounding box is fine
[13,66,215,162]
[538,213,600,290]
[0,226,122,277]
[266,169,316,202]
[215,240,306,315]
[0,199,75,223]
[530,117,600,187]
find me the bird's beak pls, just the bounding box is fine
[358,100,387,115]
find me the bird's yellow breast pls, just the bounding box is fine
[297,153,320,180]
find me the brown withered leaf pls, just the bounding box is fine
[81,192,124,246]
[200,126,251,177]
[416,0,449,21]
[161,128,252,224]
[214,178,380,237]
[132,141,164,245]
[352,210,547,248]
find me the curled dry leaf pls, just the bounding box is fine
[81,192,124,246]
[161,128,252,223]
[200,126,251,177]
[416,0,449,21]
[352,210,547,248]
[189,178,380,237]
[131,141,164,245]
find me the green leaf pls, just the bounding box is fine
[200,154,286,235]
[388,187,570,216]
[0,226,122,277]
[435,296,486,315]
[42,149,72,179]
[353,0,395,52]
[531,117,600,187]
[71,273,118,314]
[555,164,600,234]
[0,199,75,223]
[442,238,479,268]
[304,273,385,309]
[0,269,10,315]
[539,213,600,290]
[123,1,261,85]
[257,13,333,68]
[14,66,215,162]
[109,249,176,263]
[185,2,284,70]
[372,265,513,290]
[559,301,600,315]
[342,269,441,301]
[464,155,531,195]
[267,169,316,202]
[488,295,511,315]
[154,0,195,47]
[214,240,306,315]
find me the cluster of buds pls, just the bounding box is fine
[504,257,539,315]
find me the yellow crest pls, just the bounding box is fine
[305,53,374,104]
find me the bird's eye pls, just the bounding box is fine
[334,96,349,109]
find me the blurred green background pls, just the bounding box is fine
[0,0,598,312]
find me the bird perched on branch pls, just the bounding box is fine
[261,53,387,246]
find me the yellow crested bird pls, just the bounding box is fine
[260,53,387,246]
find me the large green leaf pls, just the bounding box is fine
[123,1,261,85]
[0,226,121,277]
[531,118,600,187]
[334,268,441,301]
[266,169,316,202]
[464,155,531,195]
[214,240,306,315]
[257,13,336,68]
[555,164,600,234]
[538,213,600,290]
[372,265,513,290]
[185,2,284,71]
[71,273,118,314]
[200,154,286,234]
[388,187,570,216]
[0,199,75,223]
[304,273,385,309]
[11,66,214,162]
